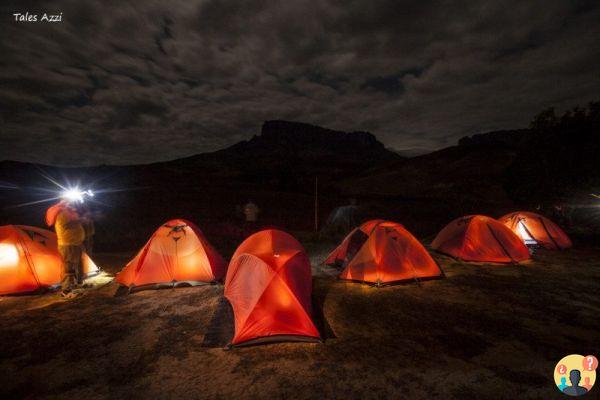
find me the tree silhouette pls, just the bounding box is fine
[529,107,558,130]
[506,100,600,209]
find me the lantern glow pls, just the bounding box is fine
[0,243,19,268]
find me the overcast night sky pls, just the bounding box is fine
[1,0,599,166]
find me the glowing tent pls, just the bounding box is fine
[115,219,226,291]
[499,211,572,250]
[326,219,443,286]
[0,225,99,295]
[225,229,320,347]
[431,215,530,263]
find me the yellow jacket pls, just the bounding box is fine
[55,208,85,246]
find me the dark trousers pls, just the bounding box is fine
[84,236,94,257]
[59,245,83,290]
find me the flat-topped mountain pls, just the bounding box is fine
[220,120,398,161]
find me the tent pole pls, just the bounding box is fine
[520,218,537,244]
[16,231,41,287]
[539,217,561,249]
[486,224,515,263]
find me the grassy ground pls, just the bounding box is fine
[0,244,599,399]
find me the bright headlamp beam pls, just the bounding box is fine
[61,188,93,203]
[62,189,84,202]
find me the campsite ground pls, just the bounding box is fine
[0,242,599,400]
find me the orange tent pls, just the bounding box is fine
[499,211,572,250]
[116,219,226,291]
[431,215,530,263]
[0,225,99,295]
[224,229,320,347]
[326,219,443,286]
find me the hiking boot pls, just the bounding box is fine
[61,289,81,299]
[76,282,93,289]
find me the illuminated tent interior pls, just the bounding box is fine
[0,225,99,295]
[115,219,226,292]
[224,229,321,347]
[499,211,572,250]
[326,219,443,286]
[431,215,531,263]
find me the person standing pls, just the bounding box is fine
[241,200,260,237]
[46,200,86,298]
[244,201,260,223]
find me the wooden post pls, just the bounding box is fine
[314,177,318,232]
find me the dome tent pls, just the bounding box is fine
[326,219,443,286]
[116,219,226,292]
[225,229,320,347]
[0,225,99,295]
[499,211,572,250]
[431,215,530,263]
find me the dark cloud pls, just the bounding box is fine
[1,0,599,165]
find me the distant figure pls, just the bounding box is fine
[558,377,568,391]
[46,200,85,298]
[321,199,360,237]
[563,370,588,396]
[582,377,593,391]
[244,201,260,222]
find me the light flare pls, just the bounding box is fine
[61,187,94,203]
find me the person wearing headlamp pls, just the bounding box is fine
[46,198,86,298]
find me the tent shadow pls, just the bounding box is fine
[201,296,234,348]
[113,285,129,297]
[312,277,337,341]
[1,286,60,297]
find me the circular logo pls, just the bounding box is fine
[554,354,597,396]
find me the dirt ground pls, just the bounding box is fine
[0,244,599,400]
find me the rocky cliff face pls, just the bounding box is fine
[219,120,400,162]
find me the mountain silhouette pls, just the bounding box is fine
[1,113,597,249]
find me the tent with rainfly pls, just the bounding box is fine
[225,229,321,347]
[115,219,226,292]
[325,219,443,286]
[431,215,530,263]
[499,211,572,250]
[0,225,99,295]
